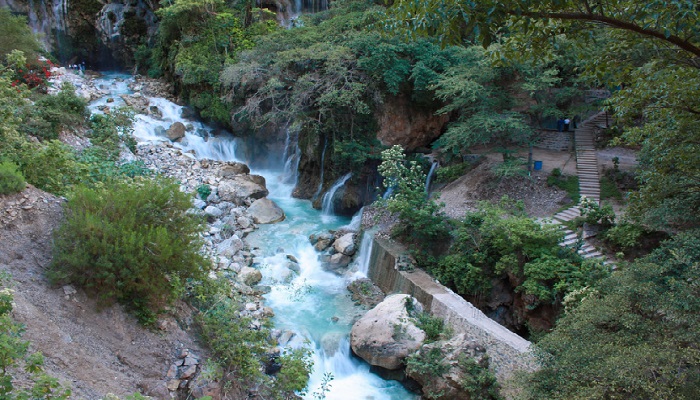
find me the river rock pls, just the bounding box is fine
[167,122,186,141]
[204,205,223,219]
[120,94,149,114]
[350,294,425,370]
[333,232,356,256]
[237,216,252,229]
[218,162,251,178]
[325,253,352,274]
[239,266,262,286]
[217,176,269,205]
[217,235,245,258]
[406,334,491,400]
[247,198,285,224]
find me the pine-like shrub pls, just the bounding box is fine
[0,161,25,194]
[49,177,208,324]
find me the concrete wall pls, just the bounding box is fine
[368,237,536,380]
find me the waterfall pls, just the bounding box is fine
[382,186,395,200]
[311,137,327,202]
[281,127,301,185]
[353,229,375,277]
[425,161,438,194]
[340,207,363,232]
[89,72,415,400]
[321,173,352,215]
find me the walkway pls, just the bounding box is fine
[547,111,610,261]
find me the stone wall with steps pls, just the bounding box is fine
[367,237,536,382]
[535,130,574,151]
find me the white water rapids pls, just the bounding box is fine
[89,74,416,399]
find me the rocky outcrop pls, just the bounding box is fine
[333,232,357,256]
[406,334,492,400]
[375,94,449,151]
[246,198,285,224]
[350,294,425,370]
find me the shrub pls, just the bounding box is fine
[48,177,208,324]
[547,171,579,203]
[435,162,470,183]
[603,222,645,250]
[0,160,25,194]
[19,140,81,195]
[20,83,88,140]
[196,184,212,200]
[580,197,615,228]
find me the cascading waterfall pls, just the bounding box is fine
[352,229,375,277]
[282,127,301,186]
[90,73,416,400]
[322,173,352,215]
[312,137,328,202]
[425,160,438,194]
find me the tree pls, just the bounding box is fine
[0,8,42,62]
[384,0,700,230]
[520,230,700,399]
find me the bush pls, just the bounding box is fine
[196,184,212,200]
[20,83,88,140]
[19,140,81,195]
[547,171,579,203]
[0,160,25,194]
[603,222,645,250]
[435,162,470,183]
[48,177,208,324]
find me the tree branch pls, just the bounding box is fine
[513,11,700,58]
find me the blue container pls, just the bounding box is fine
[534,160,543,171]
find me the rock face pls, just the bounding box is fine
[350,294,425,370]
[217,176,269,205]
[375,94,449,151]
[246,198,285,224]
[406,334,492,400]
[167,122,186,141]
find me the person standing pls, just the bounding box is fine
[563,118,571,132]
[557,117,564,132]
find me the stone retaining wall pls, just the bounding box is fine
[368,236,537,380]
[535,130,573,151]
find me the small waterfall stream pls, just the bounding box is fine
[321,173,352,216]
[282,127,301,186]
[425,160,438,194]
[89,73,415,400]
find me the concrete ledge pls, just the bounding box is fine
[368,236,536,379]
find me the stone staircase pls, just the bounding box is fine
[546,111,610,261]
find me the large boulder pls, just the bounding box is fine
[217,176,269,205]
[324,253,352,274]
[247,198,285,224]
[166,122,186,142]
[375,94,449,151]
[350,294,425,370]
[218,162,251,178]
[333,232,356,256]
[406,334,494,400]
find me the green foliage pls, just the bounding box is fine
[520,230,700,399]
[274,347,314,395]
[49,178,208,324]
[88,107,136,158]
[603,222,645,251]
[435,162,470,183]
[18,140,82,195]
[580,197,615,228]
[196,184,212,200]
[405,347,449,380]
[377,145,450,255]
[599,175,622,201]
[412,312,448,344]
[546,172,579,203]
[20,83,88,140]
[0,275,71,399]
[0,9,42,62]
[491,158,527,179]
[0,161,25,195]
[432,199,607,310]
[456,355,501,400]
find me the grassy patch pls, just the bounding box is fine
[547,169,580,203]
[600,175,623,201]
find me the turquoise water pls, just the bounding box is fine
[91,73,416,400]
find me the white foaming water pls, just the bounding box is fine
[91,73,416,400]
[352,229,375,277]
[425,161,438,194]
[321,173,352,216]
[282,127,301,185]
[339,206,363,232]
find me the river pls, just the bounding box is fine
[88,73,416,399]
